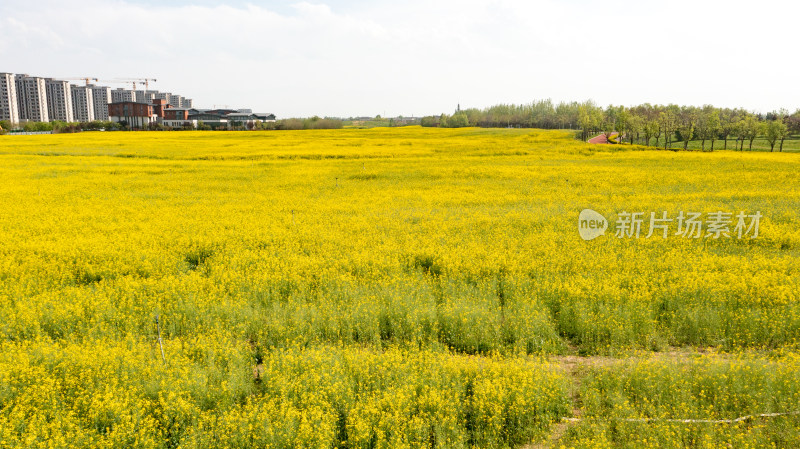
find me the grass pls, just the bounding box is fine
[622,134,800,152]
[0,127,798,447]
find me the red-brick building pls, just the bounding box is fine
[110,99,198,129]
[151,99,167,118]
[163,108,188,120]
[108,101,155,129]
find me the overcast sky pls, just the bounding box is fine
[2,0,798,118]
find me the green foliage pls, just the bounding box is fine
[562,356,800,447]
[763,119,788,151]
[420,116,440,127]
[275,117,343,130]
[444,112,469,128]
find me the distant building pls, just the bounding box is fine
[45,79,74,122]
[89,85,112,121]
[169,94,182,108]
[154,92,171,105]
[225,112,276,128]
[0,73,19,124]
[188,111,228,130]
[163,108,188,120]
[3,72,267,126]
[161,108,195,128]
[111,88,136,103]
[70,85,95,122]
[15,75,49,122]
[108,101,155,128]
[206,109,238,116]
[151,99,168,118]
[226,112,257,128]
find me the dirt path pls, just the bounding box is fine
[588,133,617,144]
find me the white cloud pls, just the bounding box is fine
[1,0,798,117]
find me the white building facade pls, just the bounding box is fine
[111,88,136,103]
[154,92,171,105]
[45,79,74,122]
[90,85,112,121]
[15,75,49,122]
[71,85,95,122]
[0,73,19,124]
[169,95,183,108]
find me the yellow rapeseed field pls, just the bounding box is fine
[0,127,798,447]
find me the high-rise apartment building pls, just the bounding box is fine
[45,79,74,122]
[169,94,183,108]
[6,73,202,124]
[154,92,171,105]
[0,73,19,123]
[90,85,112,120]
[15,75,49,122]
[71,85,95,122]
[139,91,155,105]
[111,88,136,103]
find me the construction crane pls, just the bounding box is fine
[109,78,157,91]
[57,77,99,86]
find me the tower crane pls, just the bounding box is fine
[57,77,99,86]
[108,78,158,91]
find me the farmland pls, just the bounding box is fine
[0,127,799,448]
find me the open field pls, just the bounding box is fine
[0,127,799,448]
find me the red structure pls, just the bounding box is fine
[163,108,188,120]
[108,101,155,128]
[109,99,191,129]
[151,99,167,118]
[108,102,153,118]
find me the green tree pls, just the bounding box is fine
[578,104,601,141]
[660,108,678,150]
[764,120,786,152]
[719,109,738,150]
[734,117,749,151]
[642,119,659,147]
[447,112,469,128]
[695,106,719,151]
[775,110,792,152]
[420,116,439,127]
[615,108,630,144]
[745,116,762,150]
[677,107,697,150]
[787,110,800,137]
[627,114,643,145]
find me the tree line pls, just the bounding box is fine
[421,101,800,152]
[0,117,343,134]
[0,119,122,134]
